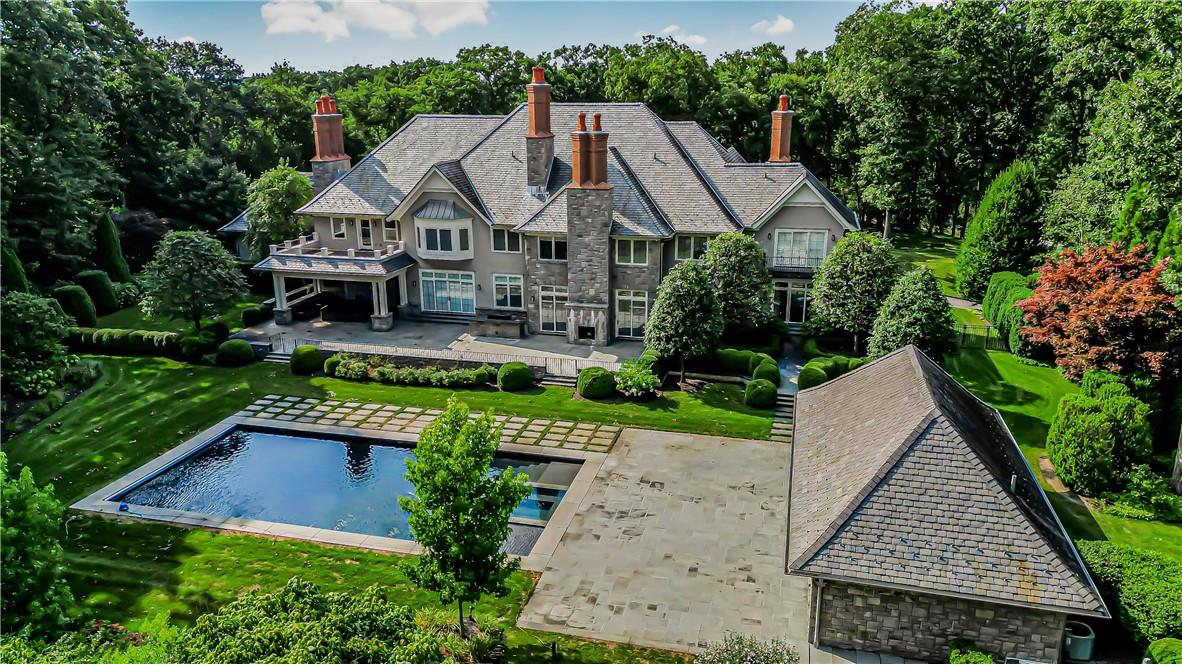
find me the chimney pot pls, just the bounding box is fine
[532,66,545,84]
[769,94,794,163]
[592,112,602,131]
[778,94,789,112]
[577,112,588,132]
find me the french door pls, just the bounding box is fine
[539,285,568,333]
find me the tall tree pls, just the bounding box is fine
[808,232,902,354]
[400,398,529,637]
[645,261,724,380]
[867,266,955,360]
[245,164,313,258]
[604,37,717,122]
[955,160,1043,300]
[540,44,619,102]
[701,233,771,330]
[140,231,246,332]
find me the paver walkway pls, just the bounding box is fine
[241,395,620,453]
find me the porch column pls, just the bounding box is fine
[370,279,393,332]
[377,280,389,316]
[272,273,292,325]
[398,274,408,307]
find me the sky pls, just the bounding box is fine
[127,1,860,74]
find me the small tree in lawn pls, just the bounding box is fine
[1,453,74,638]
[955,160,1043,300]
[400,398,529,637]
[141,231,246,333]
[1020,243,1181,380]
[808,232,901,355]
[867,266,955,360]
[246,163,314,258]
[0,292,74,398]
[645,260,723,380]
[702,232,771,329]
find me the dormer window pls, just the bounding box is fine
[414,199,473,260]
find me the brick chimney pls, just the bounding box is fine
[769,94,794,163]
[311,95,351,194]
[565,112,613,345]
[525,66,554,194]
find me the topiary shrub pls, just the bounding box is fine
[828,355,850,375]
[744,379,778,409]
[802,337,832,360]
[1081,369,1125,398]
[747,353,776,375]
[848,357,866,371]
[65,327,181,356]
[241,306,271,328]
[205,321,231,342]
[797,365,829,390]
[1078,540,1182,644]
[215,339,255,367]
[636,349,661,373]
[180,332,217,360]
[576,367,617,400]
[290,345,324,375]
[1046,394,1117,496]
[1146,638,1182,664]
[52,285,97,327]
[809,357,836,379]
[712,347,754,375]
[74,269,119,315]
[497,361,533,391]
[2,244,29,293]
[95,214,132,282]
[752,361,781,387]
[323,353,344,378]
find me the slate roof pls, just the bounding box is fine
[297,103,854,236]
[254,251,415,276]
[787,345,1107,617]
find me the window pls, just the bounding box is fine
[358,220,373,248]
[383,219,400,243]
[615,240,648,266]
[675,235,710,261]
[417,223,473,258]
[420,271,475,314]
[538,285,568,333]
[331,218,346,240]
[492,228,521,253]
[774,281,811,324]
[773,230,826,268]
[493,274,524,309]
[459,228,470,252]
[538,236,567,261]
[616,290,648,338]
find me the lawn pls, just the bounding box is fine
[890,231,962,297]
[97,293,268,334]
[951,306,986,326]
[944,349,1182,561]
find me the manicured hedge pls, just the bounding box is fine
[66,327,181,356]
[180,332,218,360]
[797,353,862,390]
[752,361,781,386]
[290,345,324,375]
[712,348,754,375]
[744,379,777,408]
[576,366,617,400]
[747,353,776,375]
[1146,638,1182,664]
[797,365,828,390]
[497,361,533,391]
[74,269,119,315]
[982,271,1027,325]
[205,321,231,342]
[1077,540,1182,644]
[215,339,256,367]
[242,306,272,328]
[53,285,98,327]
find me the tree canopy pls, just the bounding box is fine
[245,164,314,258]
[645,261,724,378]
[808,232,901,354]
[140,231,247,333]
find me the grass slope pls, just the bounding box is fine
[891,231,961,297]
[98,294,267,335]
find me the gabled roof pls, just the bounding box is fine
[787,346,1107,617]
[298,115,503,217]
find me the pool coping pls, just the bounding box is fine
[69,414,606,572]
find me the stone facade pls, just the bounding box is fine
[311,158,350,195]
[524,250,568,336]
[564,186,612,345]
[812,581,1066,663]
[525,136,553,190]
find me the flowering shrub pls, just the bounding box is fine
[695,632,799,664]
[615,359,659,399]
[331,354,493,388]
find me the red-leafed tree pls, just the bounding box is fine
[1020,244,1181,380]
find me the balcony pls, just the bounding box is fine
[270,232,405,259]
[769,252,823,272]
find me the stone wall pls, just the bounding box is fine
[524,249,568,335]
[525,136,553,190]
[813,580,1066,663]
[565,187,612,344]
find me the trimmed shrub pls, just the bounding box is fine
[74,269,119,315]
[828,355,850,375]
[1,244,29,293]
[497,361,533,391]
[748,353,776,375]
[744,379,778,409]
[948,640,994,664]
[712,348,755,375]
[797,365,828,390]
[615,360,659,400]
[369,363,492,388]
[1046,395,1117,495]
[241,306,271,328]
[1077,541,1182,644]
[752,361,781,387]
[809,357,837,379]
[1146,638,1182,664]
[577,367,617,400]
[802,337,833,360]
[205,320,231,342]
[95,214,132,282]
[65,327,181,356]
[290,345,324,375]
[180,332,217,360]
[52,285,97,327]
[324,353,344,378]
[215,339,256,367]
[982,271,1028,325]
[636,349,661,373]
[1081,370,1125,398]
[848,357,866,371]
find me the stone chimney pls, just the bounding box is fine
[565,112,613,345]
[769,94,794,163]
[311,95,351,193]
[525,66,554,194]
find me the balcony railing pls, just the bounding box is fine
[769,253,823,271]
[270,232,404,260]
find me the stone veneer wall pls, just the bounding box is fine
[565,187,613,344]
[524,247,568,335]
[525,136,553,189]
[813,580,1066,663]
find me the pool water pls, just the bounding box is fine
[117,428,578,543]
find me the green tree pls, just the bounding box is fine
[539,44,620,103]
[245,163,313,258]
[604,37,717,121]
[701,232,771,329]
[0,292,74,397]
[867,266,955,359]
[1042,162,1123,250]
[1046,395,1118,496]
[94,214,132,282]
[645,260,724,379]
[2,243,30,293]
[808,232,901,354]
[1112,181,1156,251]
[1157,206,1182,265]
[955,160,1043,300]
[1,453,73,638]
[399,398,529,637]
[140,230,246,332]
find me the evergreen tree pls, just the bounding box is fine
[955,160,1043,300]
[1,243,30,293]
[645,261,724,380]
[94,214,132,282]
[808,232,901,354]
[867,267,955,360]
[1157,206,1182,265]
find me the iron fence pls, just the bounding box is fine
[955,324,1008,351]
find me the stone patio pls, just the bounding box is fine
[242,395,620,453]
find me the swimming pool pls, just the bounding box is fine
[114,426,581,553]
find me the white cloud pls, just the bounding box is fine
[751,14,796,36]
[634,23,708,46]
[260,0,488,42]
[177,35,197,43]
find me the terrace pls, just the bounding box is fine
[268,232,405,260]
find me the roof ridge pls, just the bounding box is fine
[298,115,424,215]
[648,109,743,229]
[608,146,674,237]
[457,104,526,163]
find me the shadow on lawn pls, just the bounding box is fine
[943,350,1043,410]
